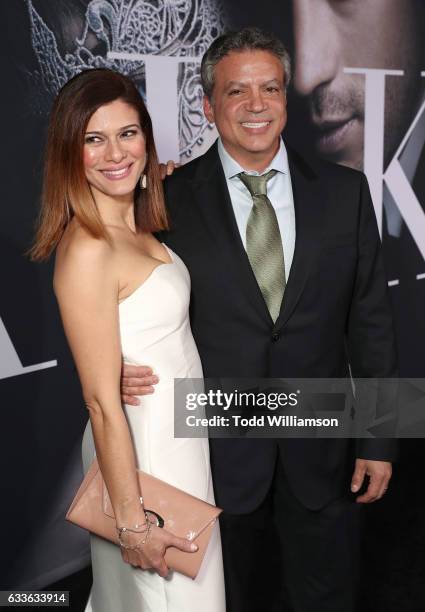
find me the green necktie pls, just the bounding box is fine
[238,170,286,322]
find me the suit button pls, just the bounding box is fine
[271,333,279,342]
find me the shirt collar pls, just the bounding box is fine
[218,137,288,180]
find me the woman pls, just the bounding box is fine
[30,68,225,612]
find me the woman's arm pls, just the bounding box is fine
[54,232,196,575]
[54,234,144,527]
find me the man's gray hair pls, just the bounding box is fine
[201,27,291,99]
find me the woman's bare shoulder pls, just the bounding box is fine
[57,219,116,261]
[54,220,115,292]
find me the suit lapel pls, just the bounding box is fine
[190,141,326,329]
[274,147,325,330]
[191,142,273,323]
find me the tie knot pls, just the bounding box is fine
[238,169,277,197]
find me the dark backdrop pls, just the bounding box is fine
[0,2,424,610]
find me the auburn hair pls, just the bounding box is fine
[29,68,168,261]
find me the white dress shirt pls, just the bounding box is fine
[217,137,296,281]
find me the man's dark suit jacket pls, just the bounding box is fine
[161,140,398,515]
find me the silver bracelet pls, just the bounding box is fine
[115,500,150,534]
[116,509,155,549]
[118,520,152,550]
[116,523,148,536]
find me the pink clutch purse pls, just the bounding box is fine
[66,459,222,579]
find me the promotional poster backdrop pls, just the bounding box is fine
[0,1,424,608]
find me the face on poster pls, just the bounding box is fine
[280,0,425,171]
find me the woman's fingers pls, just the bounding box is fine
[167,533,198,553]
[120,527,196,576]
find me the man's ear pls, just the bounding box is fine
[203,94,215,124]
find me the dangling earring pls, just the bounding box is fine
[140,153,148,189]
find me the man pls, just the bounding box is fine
[277,0,425,376]
[122,28,397,611]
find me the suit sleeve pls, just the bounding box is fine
[346,172,399,462]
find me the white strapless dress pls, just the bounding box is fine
[82,245,225,612]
